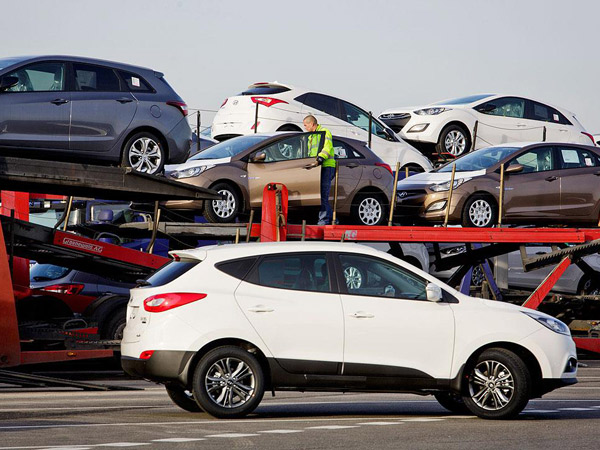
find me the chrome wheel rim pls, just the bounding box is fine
[468,360,514,410]
[358,197,382,225]
[212,189,236,219]
[344,266,363,289]
[472,265,485,286]
[444,130,467,156]
[128,137,163,174]
[469,199,492,227]
[205,357,255,409]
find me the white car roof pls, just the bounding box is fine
[170,241,385,262]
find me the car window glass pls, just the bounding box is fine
[74,63,120,92]
[338,254,427,300]
[191,134,271,160]
[260,133,317,162]
[558,147,600,169]
[30,264,71,282]
[341,101,370,130]
[4,62,66,92]
[118,70,153,92]
[529,101,570,125]
[145,260,198,287]
[302,93,341,119]
[333,140,355,159]
[216,257,257,280]
[509,147,554,173]
[437,146,520,172]
[476,97,525,118]
[247,253,331,293]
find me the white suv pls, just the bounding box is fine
[121,242,577,420]
[211,82,433,172]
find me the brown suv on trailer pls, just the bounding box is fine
[164,132,395,226]
[395,142,600,227]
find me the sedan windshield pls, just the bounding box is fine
[437,146,521,172]
[433,94,494,105]
[190,135,271,160]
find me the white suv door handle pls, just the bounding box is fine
[516,123,527,128]
[248,305,274,313]
[350,311,375,319]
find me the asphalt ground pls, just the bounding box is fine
[0,361,599,450]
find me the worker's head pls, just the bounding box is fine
[303,115,318,132]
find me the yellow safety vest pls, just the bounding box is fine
[308,125,336,168]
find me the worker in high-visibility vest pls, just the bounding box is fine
[303,115,336,225]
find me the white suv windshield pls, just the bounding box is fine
[433,94,494,105]
[437,146,520,172]
[190,135,271,160]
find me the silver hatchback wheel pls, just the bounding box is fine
[444,130,467,156]
[212,189,236,219]
[468,359,515,411]
[468,199,492,227]
[127,137,163,174]
[358,197,383,225]
[205,357,256,409]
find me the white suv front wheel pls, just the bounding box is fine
[462,348,531,419]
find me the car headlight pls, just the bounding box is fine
[522,311,570,336]
[414,107,452,116]
[170,165,215,179]
[429,177,471,192]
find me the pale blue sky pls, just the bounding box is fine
[2,0,599,132]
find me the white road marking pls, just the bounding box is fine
[524,410,558,413]
[557,408,594,411]
[401,418,445,422]
[306,425,360,430]
[151,438,206,442]
[0,406,163,413]
[95,444,150,447]
[356,422,403,426]
[258,430,304,434]
[204,433,259,438]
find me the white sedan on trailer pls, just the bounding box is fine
[379,94,595,156]
[211,82,433,172]
[122,241,577,420]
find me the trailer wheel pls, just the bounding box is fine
[101,307,127,341]
[462,348,531,419]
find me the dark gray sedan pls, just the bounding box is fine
[0,55,192,174]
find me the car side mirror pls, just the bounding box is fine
[476,104,496,113]
[0,76,18,92]
[251,151,266,163]
[425,283,443,302]
[505,163,524,174]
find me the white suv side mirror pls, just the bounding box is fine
[426,283,443,302]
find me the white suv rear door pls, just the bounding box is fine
[234,252,344,374]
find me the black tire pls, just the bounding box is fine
[165,383,203,413]
[351,192,387,226]
[577,275,600,296]
[276,124,302,132]
[203,182,242,223]
[462,194,497,228]
[434,392,472,415]
[192,346,265,419]
[121,131,166,175]
[436,124,471,157]
[100,307,127,341]
[400,164,426,175]
[462,348,531,419]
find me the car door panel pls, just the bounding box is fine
[69,63,137,153]
[557,146,600,218]
[0,61,70,150]
[233,253,343,374]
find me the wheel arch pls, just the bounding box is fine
[277,123,302,132]
[437,120,473,143]
[208,179,249,211]
[184,338,272,389]
[453,342,542,396]
[121,126,170,162]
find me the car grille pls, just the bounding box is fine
[395,189,427,215]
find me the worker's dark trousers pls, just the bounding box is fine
[318,166,336,225]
